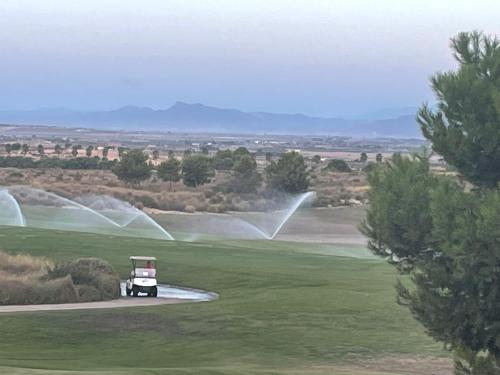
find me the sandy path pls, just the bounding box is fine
[0,296,186,313]
[0,283,217,313]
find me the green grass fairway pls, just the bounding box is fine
[0,227,446,374]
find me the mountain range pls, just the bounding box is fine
[0,102,422,138]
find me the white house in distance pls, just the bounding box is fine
[88,146,120,161]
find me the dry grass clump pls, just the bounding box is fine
[48,258,121,301]
[0,251,120,305]
[0,251,52,278]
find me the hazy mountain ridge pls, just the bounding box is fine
[0,102,422,138]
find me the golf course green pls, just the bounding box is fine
[0,226,447,374]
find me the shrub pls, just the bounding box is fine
[0,252,120,305]
[0,251,52,277]
[185,205,196,213]
[207,204,224,213]
[324,159,352,172]
[48,258,121,302]
[135,194,157,208]
[0,275,78,305]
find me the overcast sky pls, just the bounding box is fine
[0,0,499,117]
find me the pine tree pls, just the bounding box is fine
[266,151,309,194]
[362,32,500,373]
[112,149,151,185]
[418,31,500,187]
[158,158,181,190]
[181,154,213,187]
[229,154,261,193]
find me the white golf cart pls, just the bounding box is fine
[126,256,158,297]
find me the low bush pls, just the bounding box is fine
[0,252,120,305]
[49,258,121,302]
[0,251,52,280]
[185,205,196,213]
[135,194,157,208]
[324,159,352,173]
[0,275,78,305]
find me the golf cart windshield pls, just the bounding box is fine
[130,256,157,278]
[134,267,156,278]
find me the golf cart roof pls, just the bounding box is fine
[129,256,157,261]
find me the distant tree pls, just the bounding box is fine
[265,152,272,162]
[102,147,109,158]
[229,154,261,193]
[167,150,175,159]
[181,154,213,187]
[213,149,234,170]
[215,149,233,159]
[376,153,383,163]
[54,144,62,154]
[266,151,309,193]
[201,145,209,155]
[4,144,11,155]
[157,158,181,190]
[360,152,368,163]
[86,145,94,157]
[233,147,251,160]
[20,144,28,154]
[11,143,21,152]
[213,157,234,171]
[37,144,44,156]
[183,149,192,158]
[324,159,352,172]
[152,150,160,160]
[112,149,151,185]
[312,155,322,163]
[71,145,81,157]
[64,142,72,150]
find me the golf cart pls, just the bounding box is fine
[126,256,158,297]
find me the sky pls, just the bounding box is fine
[0,0,499,117]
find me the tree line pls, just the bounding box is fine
[3,143,124,158]
[112,147,311,194]
[0,156,117,170]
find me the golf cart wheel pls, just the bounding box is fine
[132,285,139,297]
[126,287,132,296]
[151,286,158,298]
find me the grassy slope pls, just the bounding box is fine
[0,227,444,374]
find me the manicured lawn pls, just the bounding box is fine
[0,227,445,374]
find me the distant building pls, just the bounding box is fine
[106,148,120,161]
[91,147,104,158]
